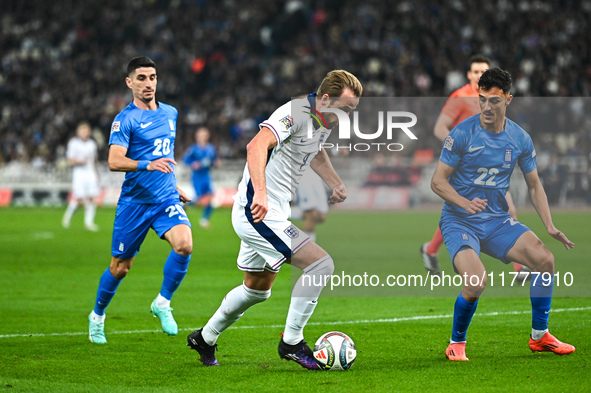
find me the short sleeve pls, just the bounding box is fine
[259,101,295,144]
[518,133,537,174]
[66,139,75,159]
[108,116,131,148]
[439,126,467,168]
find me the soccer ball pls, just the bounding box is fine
[313,331,356,370]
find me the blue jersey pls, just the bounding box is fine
[439,114,537,218]
[183,143,217,178]
[109,101,180,204]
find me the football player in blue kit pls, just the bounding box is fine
[88,56,193,344]
[183,126,219,228]
[431,68,575,360]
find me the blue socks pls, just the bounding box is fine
[203,204,213,220]
[160,251,191,300]
[93,268,122,316]
[451,292,479,343]
[448,274,554,343]
[530,275,554,330]
[93,251,191,315]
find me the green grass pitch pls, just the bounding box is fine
[0,207,590,392]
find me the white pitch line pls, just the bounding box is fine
[1,306,590,339]
[0,232,55,242]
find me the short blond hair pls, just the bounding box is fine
[317,70,363,98]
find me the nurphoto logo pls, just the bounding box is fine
[306,106,418,152]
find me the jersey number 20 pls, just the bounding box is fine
[166,204,189,221]
[153,138,171,156]
[474,167,499,186]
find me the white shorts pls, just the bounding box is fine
[72,174,100,199]
[297,170,329,214]
[232,201,310,273]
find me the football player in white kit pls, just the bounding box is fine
[62,122,100,231]
[188,70,362,369]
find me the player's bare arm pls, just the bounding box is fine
[433,112,454,142]
[246,127,278,223]
[431,160,488,214]
[108,144,176,173]
[523,169,574,250]
[310,149,347,204]
[176,186,192,203]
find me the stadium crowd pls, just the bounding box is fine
[1,0,590,170]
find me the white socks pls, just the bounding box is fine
[84,201,96,227]
[283,255,334,345]
[155,293,171,308]
[63,201,78,225]
[532,328,549,341]
[283,297,318,345]
[90,310,105,323]
[202,283,271,345]
[63,201,96,228]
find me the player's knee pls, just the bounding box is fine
[305,255,334,277]
[173,239,193,256]
[316,213,327,224]
[537,249,555,274]
[110,263,130,279]
[464,272,487,297]
[242,283,271,304]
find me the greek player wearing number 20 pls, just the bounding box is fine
[88,56,193,344]
[431,68,575,361]
[187,70,362,369]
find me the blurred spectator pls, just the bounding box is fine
[364,154,410,187]
[1,0,590,166]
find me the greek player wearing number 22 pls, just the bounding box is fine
[88,56,193,344]
[187,70,362,369]
[431,68,575,361]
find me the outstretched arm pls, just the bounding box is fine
[310,149,346,204]
[523,169,574,250]
[108,144,176,173]
[431,160,488,214]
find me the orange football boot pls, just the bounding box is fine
[446,342,469,361]
[529,332,575,355]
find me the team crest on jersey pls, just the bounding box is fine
[279,115,294,130]
[168,119,175,131]
[284,224,299,239]
[111,121,120,133]
[443,135,454,151]
[461,233,468,240]
[504,149,512,162]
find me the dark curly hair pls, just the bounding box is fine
[478,67,512,94]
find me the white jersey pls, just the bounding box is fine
[297,169,329,214]
[67,137,99,198]
[234,95,331,209]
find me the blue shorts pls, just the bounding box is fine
[192,177,214,199]
[111,199,191,259]
[440,213,530,265]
